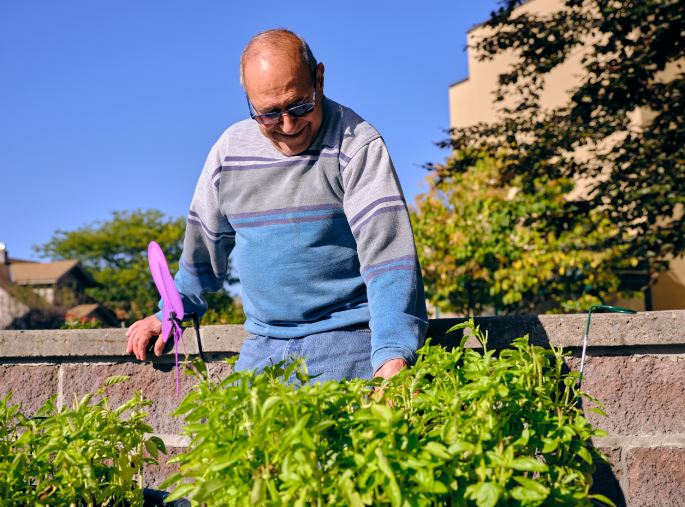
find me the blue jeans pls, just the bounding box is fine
[234,327,373,382]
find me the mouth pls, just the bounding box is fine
[275,127,306,140]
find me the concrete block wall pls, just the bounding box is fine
[1,310,684,506]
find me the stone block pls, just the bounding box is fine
[143,446,186,489]
[0,325,246,358]
[627,447,685,507]
[568,355,685,435]
[0,364,59,414]
[591,446,626,507]
[61,359,234,434]
[429,310,685,348]
[2,309,684,359]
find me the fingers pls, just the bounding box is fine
[125,321,140,354]
[153,335,165,357]
[134,331,149,362]
[125,316,164,361]
[373,358,407,380]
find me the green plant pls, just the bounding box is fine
[163,321,613,506]
[412,154,632,316]
[200,292,246,325]
[61,316,106,329]
[0,376,166,506]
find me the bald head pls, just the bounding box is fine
[240,29,317,89]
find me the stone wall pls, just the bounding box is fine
[1,310,684,506]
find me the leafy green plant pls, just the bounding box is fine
[163,321,612,506]
[0,376,166,506]
[61,316,106,329]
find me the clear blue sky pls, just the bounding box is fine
[0,1,499,261]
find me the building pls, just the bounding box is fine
[0,243,117,328]
[9,258,94,306]
[448,0,685,311]
[0,244,30,328]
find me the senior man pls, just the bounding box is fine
[126,29,427,381]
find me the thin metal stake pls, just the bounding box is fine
[579,304,636,388]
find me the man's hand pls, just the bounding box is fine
[126,315,163,361]
[373,358,407,380]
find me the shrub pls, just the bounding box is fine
[163,321,612,506]
[61,316,106,329]
[0,376,165,506]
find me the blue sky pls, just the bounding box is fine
[0,1,499,261]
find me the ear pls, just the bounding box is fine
[316,62,325,91]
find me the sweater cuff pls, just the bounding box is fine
[371,345,416,374]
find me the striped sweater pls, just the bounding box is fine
[170,97,428,371]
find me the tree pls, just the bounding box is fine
[412,155,634,315]
[35,210,244,324]
[439,0,684,278]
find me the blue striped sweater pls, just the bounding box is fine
[169,97,428,371]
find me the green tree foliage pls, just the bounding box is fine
[439,0,684,275]
[413,155,633,315]
[35,210,244,324]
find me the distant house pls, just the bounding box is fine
[9,258,95,306]
[0,243,117,329]
[64,303,119,327]
[0,246,29,329]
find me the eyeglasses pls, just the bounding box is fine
[247,89,317,125]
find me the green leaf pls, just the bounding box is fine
[541,438,559,453]
[250,477,266,505]
[590,407,608,417]
[104,375,130,387]
[339,471,364,507]
[375,448,402,507]
[448,440,475,456]
[511,486,547,503]
[467,482,500,507]
[511,456,548,472]
[424,441,451,460]
[197,478,226,498]
[144,439,159,459]
[148,435,166,454]
[370,403,393,422]
[159,472,183,491]
[589,493,617,507]
[577,446,593,464]
[261,396,281,418]
[512,476,550,500]
[164,483,195,502]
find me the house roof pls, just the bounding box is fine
[9,260,95,286]
[9,258,39,264]
[65,303,100,319]
[65,303,119,326]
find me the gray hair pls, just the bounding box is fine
[239,29,317,89]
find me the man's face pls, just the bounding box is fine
[243,54,324,156]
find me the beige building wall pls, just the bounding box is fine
[449,0,586,129]
[448,0,685,311]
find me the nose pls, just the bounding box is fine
[279,113,299,134]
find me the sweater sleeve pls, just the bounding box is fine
[157,141,235,320]
[342,137,428,372]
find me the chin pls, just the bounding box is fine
[277,144,307,156]
[273,135,312,156]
